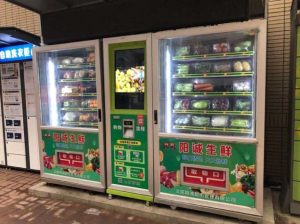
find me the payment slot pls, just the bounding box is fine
[104,34,153,203]
[123,119,135,139]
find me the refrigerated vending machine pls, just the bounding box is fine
[152,19,266,221]
[33,40,106,191]
[0,43,40,170]
[103,34,153,202]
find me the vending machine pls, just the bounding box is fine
[33,40,105,191]
[103,34,153,202]
[0,43,40,170]
[152,19,266,221]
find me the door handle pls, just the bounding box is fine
[154,110,158,124]
[98,109,101,122]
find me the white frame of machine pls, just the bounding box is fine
[33,39,106,192]
[103,33,154,197]
[152,19,266,221]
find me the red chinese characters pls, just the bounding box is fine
[192,143,203,155]
[179,142,189,153]
[53,133,60,142]
[206,144,217,156]
[57,152,83,168]
[182,166,227,189]
[220,145,232,157]
[69,134,76,143]
[61,133,68,143]
[77,134,85,144]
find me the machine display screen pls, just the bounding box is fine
[114,48,145,110]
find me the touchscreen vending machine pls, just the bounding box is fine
[33,40,105,191]
[103,34,153,202]
[152,19,266,221]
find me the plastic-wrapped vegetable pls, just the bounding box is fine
[192,62,211,73]
[211,116,229,127]
[63,112,79,122]
[213,62,231,73]
[193,44,210,55]
[191,100,210,109]
[175,46,190,56]
[173,99,190,110]
[174,83,193,92]
[192,116,210,126]
[63,99,80,108]
[193,83,214,92]
[230,119,251,128]
[176,64,189,74]
[234,41,252,52]
[212,43,230,53]
[233,80,251,92]
[234,99,251,111]
[233,61,251,72]
[212,98,230,111]
[174,115,191,125]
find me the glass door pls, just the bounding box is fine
[159,30,257,138]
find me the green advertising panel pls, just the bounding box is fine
[111,114,148,189]
[42,129,100,182]
[159,138,256,207]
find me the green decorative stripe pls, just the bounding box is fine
[173,125,252,134]
[59,78,96,83]
[107,188,153,202]
[57,63,95,69]
[173,92,253,97]
[172,51,254,61]
[62,121,98,127]
[173,109,253,116]
[60,93,97,97]
[61,108,98,112]
[173,72,254,79]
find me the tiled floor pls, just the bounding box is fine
[0,168,162,224]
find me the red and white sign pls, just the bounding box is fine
[137,115,144,126]
[56,151,84,169]
[182,165,228,190]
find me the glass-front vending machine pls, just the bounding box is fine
[33,40,105,191]
[152,19,266,221]
[103,34,153,203]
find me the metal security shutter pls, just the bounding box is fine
[265,0,292,184]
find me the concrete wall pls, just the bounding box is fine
[0,0,40,36]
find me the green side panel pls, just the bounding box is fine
[296,90,300,99]
[295,131,300,141]
[293,162,300,181]
[159,138,256,208]
[296,58,300,77]
[295,142,300,161]
[295,110,300,120]
[297,79,300,89]
[42,129,101,182]
[293,181,300,201]
[295,121,300,130]
[297,27,300,56]
[295,101,300,110]
[107,188,153,202]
